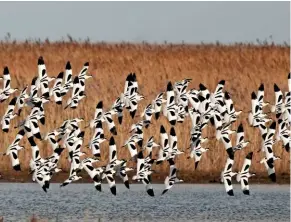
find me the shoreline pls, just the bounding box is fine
[0,171,289,184]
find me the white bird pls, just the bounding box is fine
[86,121,107,158]
[1,129,25,171]
[50,71,64,105]
[152,92,166,120]
[0,67,19,103]
[1,97,18,133]
[156,125,170,164]
[236,152,255,195]
[16,86,29,115]
[60,61,73,96]
[164,81,177,126]
[132,151,155,197]
[65,76,86,109]
[221,152,237,196]
[161,158,183,195]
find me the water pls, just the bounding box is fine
[0,183,289,222]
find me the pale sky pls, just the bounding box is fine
[0,1,289,44]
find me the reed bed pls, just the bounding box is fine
[0,41,289,182]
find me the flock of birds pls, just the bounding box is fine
[0,56,290,197]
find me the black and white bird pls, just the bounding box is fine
[0,129,25,171]
[86,121,107,158]
[102,136,118,195]
[16,86,29,115]
[115,159,134,189]
[161,158,183,195]
[0,67,19,103]
[164,82,178,126]
[236,152,255,195]
[60,61,73,96]
[132,151,155,197]
[221,150,237,196]
[65,76,86,109]
[152,92,166,120]
[1,97,18,133]
[50,71,64,105]
[156,125,170,164]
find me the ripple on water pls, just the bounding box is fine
[0,183,289,222]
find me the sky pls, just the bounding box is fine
[0,1,289,44]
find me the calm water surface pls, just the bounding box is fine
[0,183,289,222]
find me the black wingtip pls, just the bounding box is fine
[195,161,199,170]
[167,82,173,91]
[225,91,230,100]
[2,128,9,133]
[227,190,234,196]
[54,147,65,155]
[35,132,42,140]
[57,72,64,79]
[251,92,257,100]
[137,151,143,159]
[42,92,49,99]
[288,72,291,79]
[137,139,143,148]
[226,148,234,160]
[237,123,243,133]
[161,189,168,195]
[42,186,47,193]
[38,56,44,65]
[40,117,45,125]
[258,83,264,91]
[274,84,280,92]
[109,136,115,146]
[243,190,250,195]
[65,61,71,69]
[218,80,225,85]
[130,110,136,119]
[31,76,38,85]
[96,101,103,109]
[124,180,130,189]
[132,73,136,81]
[3,66,9,74]
[110,186,116,195]
[170,127,176,136]
[73,76,79,84]
[285,143,290,152]
[269,173,276,182]
[270,121,276,130]
[78,131,85,138]
[110,127,117,136]
[147,188,154,197]
[13,164,21,171]
[94,153,101,158]
[199,83,207,90]
[169,120,176,126]
[118,116,123,124]
[246,152,253,160]
[126,73,133,81]
[160,125,166,133]
[44,181,50,189]
[95,184,102,192]
[84,62,89,66]
[56,101,62,105]
[155,112,160,120]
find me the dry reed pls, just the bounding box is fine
[0,41,289,183]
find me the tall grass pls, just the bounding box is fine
[0,41,289,182]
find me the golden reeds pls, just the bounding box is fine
[0,41,289,182]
